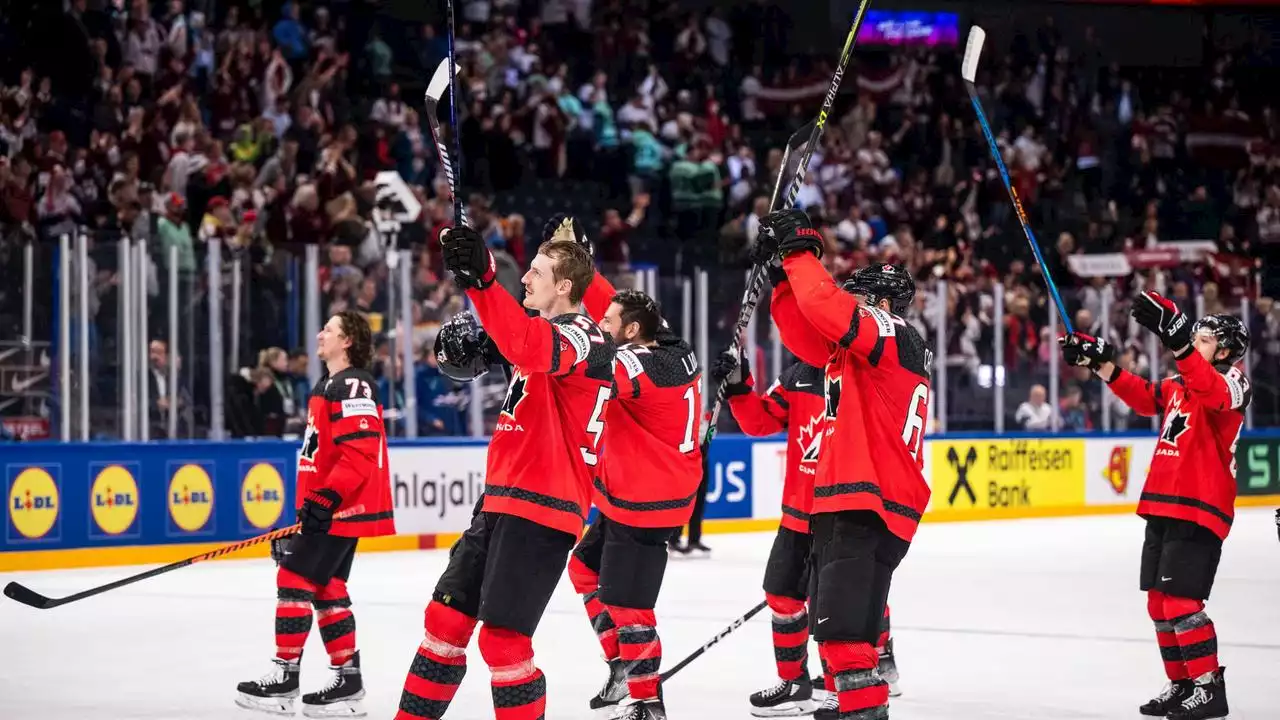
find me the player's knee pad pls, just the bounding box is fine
[478,624,535,678]
[277,566,320,596]
[567,553,600,596]
[425,599,478,648]
[608,605,657,630]
[599,539,668,609]
[1147,589,1168,620]
[763,528,811,600]
[813,554,877,642]
[315,576,348,601]
[765,592,807,617]
[818,639,878,674]
[1159,592,1205,621]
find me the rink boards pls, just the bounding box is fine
[3,431,1279,570]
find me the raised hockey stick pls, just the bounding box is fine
[660,600,769,682]
[3,505,365,610]
[701,0,873,449]
[961,26,1073,333]
[423,3,468,229]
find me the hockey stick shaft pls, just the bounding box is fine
[3,505,366,609]
[701,0,872,447]
[423,7,469,228]
[660,600,768,682]
[961,26,1073,334]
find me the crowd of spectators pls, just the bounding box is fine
[0,0,1276,439]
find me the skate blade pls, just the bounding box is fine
[749,699,819,717]
[235,692,298,716]
[301,698,367,718]
[887,680,902,698]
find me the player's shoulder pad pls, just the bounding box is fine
[1223,364,1252,410]
[323,367,382,407]
[860,305,897,338]
[642,342,699,388]
[893,322,932,380]
[616,346,647,379]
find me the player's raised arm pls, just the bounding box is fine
[1131,294,1253,413]
[1059,332,1170,417]
[768,268,837,367]
[710,346,788,436]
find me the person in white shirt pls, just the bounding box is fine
[1014,384,1056,430]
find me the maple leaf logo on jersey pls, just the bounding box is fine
[501,371,529,419]
[797,414,824,464]
[1160,403,1191,447]
[824,374,842,420]
[300,416,319,462]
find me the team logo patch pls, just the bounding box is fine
[1160,402,1191,447]
[501,372,529,419]
[798,415,823,464]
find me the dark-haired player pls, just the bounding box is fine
[394,228,615,720]
[757,209,931,720]
[568,287,702,720]
[236,310,395,718]
[1060,295,1251,720]
[542,212,703,719]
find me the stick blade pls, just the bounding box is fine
[961,26,986,83]
[4,581,57,609]
[424,59,453,104]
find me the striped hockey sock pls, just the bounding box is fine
[315,577,356,665]
[765,592,809,682]
[275,567,318,661]
[820,639,889,719]
[568,554,620,660]
[396,600,476,720]
[1150,590,1219,680]
[480,625,547,720]
[613,607,662,702]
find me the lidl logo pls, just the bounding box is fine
[90,464,140,536]
[169,463,214,533]
[241,462,286,529]
[8,466,60,541]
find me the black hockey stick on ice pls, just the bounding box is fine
[3,505,365,610]
[660,600,769,682]
[701,0,872,450]
[961,26,1073,333]
[424,7,468,229]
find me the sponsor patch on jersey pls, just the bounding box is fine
[862,305,896,337]
[1225,366,1249,409]
[558,323,591,364]
[617,349,646,379]
[341,398,378,418]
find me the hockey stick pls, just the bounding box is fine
[961,26,1074,333]
[660,600,769,682]
[701,0,872,449]
[423,7,468,229]
[3,505,365,610]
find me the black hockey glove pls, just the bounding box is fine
[1058,332,1114,370]
[542,213,592,256]
[299,488,342,535]
[270,534,294,565]
[757,209,823,263]
[710,348,752,397]
[441,225,497,290]
[1132,291,1193,358]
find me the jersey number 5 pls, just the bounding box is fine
[581,386,610,466]
[901,383,929,462]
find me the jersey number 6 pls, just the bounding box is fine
[901,383,929,462]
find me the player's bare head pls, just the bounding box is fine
[319,310,373,369]
[525,239,594,313]
[603,289,662,345]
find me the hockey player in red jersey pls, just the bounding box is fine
[395,228,615,720]
[236,310,394,718]
[1060,294,1251,720]
[756,209,931,720]
[711,346,903,715]
[541,213,703,719]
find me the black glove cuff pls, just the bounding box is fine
[766,263,787,286]
[724,381,752,397]
[1173,344,1196,361]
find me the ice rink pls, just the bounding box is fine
[3,508,1277,720]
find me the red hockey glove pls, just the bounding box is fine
[1058,332,1114,370]
[299,489,342,535]
[442,225,497,290]
[1131,291,1193,357]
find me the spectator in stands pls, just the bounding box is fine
[1015,384,1055,431]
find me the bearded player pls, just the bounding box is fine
[542,213,703,720]
[236,310,395,718]
[1060,295,1250,720]
[756,209,931,720]
[394,229,615,720]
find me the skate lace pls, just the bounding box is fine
[820,693,839,711]
[317,667,344,695]
[255,660,289,687]
[1180,687,1209,709]
[1155,682,1181,702]
[760,680,792,700]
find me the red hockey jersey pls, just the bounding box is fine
[774,253,932,543]
[297,367,395,538]
[468,283,617,537]
[727,361,825,534]
[582,273,704,528]
[1107,353,1251,540]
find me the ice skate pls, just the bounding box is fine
[1139,678,1194,716]
[878,638,901,697]
[235,657,300,715]
[749,674,818,717]
[301,651,367,717]
[1167,667,1229,720]
[812,691,839,720]
[616,698,667,720]
[590,657,630,711]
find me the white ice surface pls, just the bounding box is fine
[3,508,1278,720]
